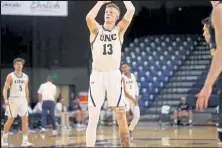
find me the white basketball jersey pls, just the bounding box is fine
[91,25,122,71]
[9,72,28,98]
[122,73,138,99]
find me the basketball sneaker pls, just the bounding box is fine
[21,140,34,147]
[1,137,8,147]
[52,130,58,136]
[40,128,46,133]
[129,131,134,141]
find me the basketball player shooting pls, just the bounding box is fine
[85,1,135,147]
[1,58,33,147]
[196,1,222,142]
[121,63,140,141]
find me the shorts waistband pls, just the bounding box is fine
[92,69,120,72]
[9,96,26,99]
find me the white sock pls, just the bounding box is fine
[189,120,192,124]
[129,107,140,131]
[174,120,177,124]
[23,134,28,142]
[3,132,8,139]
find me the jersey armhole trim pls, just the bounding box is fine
[116,79,123,107]
[90,31,99,50]
[118,30,123,46]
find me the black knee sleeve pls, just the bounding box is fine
[219,91,222,128]
[218,131,222,142]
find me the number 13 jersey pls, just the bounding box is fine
[9,72,28,98]
[91,25,122,71]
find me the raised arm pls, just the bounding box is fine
[204,6,222,87]
[118,1,135,35]
[86,1,110,34]
[2,74,12,105]
[196,5,222,111]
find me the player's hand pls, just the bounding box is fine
[4,99,9,106]
[196,85,212,112]
[98,1,111,5]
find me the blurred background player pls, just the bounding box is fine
[100,99,116,125]
[121,63,140,140]
[32,100,42,114]
[85,1,135,147]
[173,96,193,126]
[1,58,33,147]
[55,96,72,129]
[68,97,86,128]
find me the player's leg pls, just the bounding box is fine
[48,101,57,135]
[107,70,129,147]
[86,71,105,147]
[2,117,15,146]
[1,100,17,146]
[20,116,30,145]
[18,99,33,146]
[99,109,105,125]
[188,110,193,125]
[129,102,140,133]
[111,110,116,124]
[75,110,82,127]
[173,110,179,125]
[114,107,129,147]
[80,109,86,124]
[125,99,130,124]
[41,101,47,132]
[61,113,66,128]
[65,113,71,128]
[218,91,222,142]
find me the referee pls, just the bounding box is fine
[38,76,57,135]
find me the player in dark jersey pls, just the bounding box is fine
[196,1,222,143]
[173,97,193,126]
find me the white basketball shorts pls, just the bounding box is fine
[5,97,28,118]
[125,98,134,112]
[88,69,126,108]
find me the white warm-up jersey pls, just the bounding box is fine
[122,73,139,99]
[91,25,122,71]
[9,72,28,98]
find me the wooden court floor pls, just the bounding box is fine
[1,125,222,147]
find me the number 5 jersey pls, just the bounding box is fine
[9,72,28,98]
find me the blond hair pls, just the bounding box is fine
[106,3,120,19]
[13,58,25,65]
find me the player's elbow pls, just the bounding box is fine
[3,87,7,94]
[86,14,93,22]
[131,7,136,13]
[128,7,135,14]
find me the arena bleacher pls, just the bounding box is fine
[122,34,221,123]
